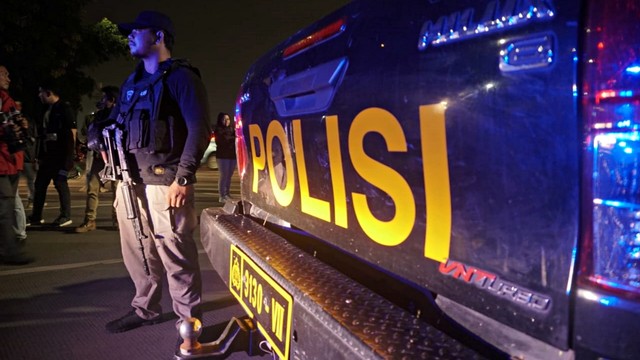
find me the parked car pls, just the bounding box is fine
[200,132,217,170]
[196,1,640,359]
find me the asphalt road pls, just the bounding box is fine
[0,166,267,360]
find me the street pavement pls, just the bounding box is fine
[0,167,267,360]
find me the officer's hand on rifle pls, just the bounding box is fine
[168,181,192,208]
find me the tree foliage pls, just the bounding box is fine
[0,0,129,115]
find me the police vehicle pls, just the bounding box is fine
[198,0,640,358]
[200,132,217,170]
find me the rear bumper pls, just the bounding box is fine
[573,288,640,359]
[200,207,484,359]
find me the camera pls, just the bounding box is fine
[1,107,20,123]
[1,107,28,153]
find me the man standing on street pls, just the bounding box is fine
[29,81,76,227]
[0,65,32,265]
[101,10,211,342]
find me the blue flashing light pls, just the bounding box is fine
[239,93,251,104]
[604,200,622,207]
[598,296,621,307]
[617,120,632,128]
[624,147,633,154]
[580,290,619,307]
[625,65,640,74]
[594,198,640,210]
[566,246,577,295]
[619,90,634,97]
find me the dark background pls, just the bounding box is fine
[82,0,350,119]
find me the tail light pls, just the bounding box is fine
[283,18,346,58]
[235,91,248,179]
[581,0,640,299]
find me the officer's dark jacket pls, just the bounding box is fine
[110,59,211,186]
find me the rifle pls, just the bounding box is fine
[102,123,150,276]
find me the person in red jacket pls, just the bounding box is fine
[0,65,32,265]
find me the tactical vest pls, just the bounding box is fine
[117,59,196,154]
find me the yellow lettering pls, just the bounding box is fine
[256,284,263,314]
[266,121,295,206]
[251,277,257,307]
[271,298,285,341]
[249,105,452,264]
[326,115,348,228]
[243,269,250,298]
[293,120,331,222]
[349,108,415,246]
[249,124,266,193]
[420,104,451,262]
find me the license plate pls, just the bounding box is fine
[229,245,293,359]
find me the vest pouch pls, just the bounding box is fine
[153,115,171,153]
[127,108,150,152]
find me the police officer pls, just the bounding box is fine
[102,11,211,336]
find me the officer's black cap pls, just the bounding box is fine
[118,10,175,38]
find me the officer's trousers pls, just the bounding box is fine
[114,182,202,324]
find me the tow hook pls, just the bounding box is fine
[174,316,261,359]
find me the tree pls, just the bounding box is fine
[0,0,129,116]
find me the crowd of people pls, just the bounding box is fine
[0,10,237,353]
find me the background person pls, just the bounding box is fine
[12,102,35,246]
[213,112,235,203]
[29,80,77,227]
[15,101,37,208]
[75,85,119,233]
[0,65,32,265]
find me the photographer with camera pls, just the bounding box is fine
[15,100,37,208]
[0,65,32,265]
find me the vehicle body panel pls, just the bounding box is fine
[237,0,579,350]
[213,0,640,358]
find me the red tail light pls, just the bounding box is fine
[235,92,248,179]
[581,0,640,299]
[283,18,346,58]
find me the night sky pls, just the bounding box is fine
[82,0,350,119]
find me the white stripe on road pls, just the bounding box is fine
[0,249,209,277]
[0,259,123,276]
